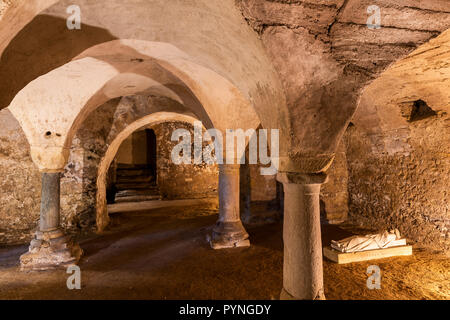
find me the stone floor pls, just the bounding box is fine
[0,200,448,300]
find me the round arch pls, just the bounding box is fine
[95,111,201,232]
[7,39,260,172]
[353,28,450,144]
[1,1,289,172]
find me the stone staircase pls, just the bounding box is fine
[114,164,161,203]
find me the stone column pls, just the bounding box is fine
[39,173,60,232]
[277,172,328,300]
[210,164,250,249]
[20,172,82,271]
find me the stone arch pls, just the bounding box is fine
[352,28,450,152]
[1,0,289,166]
[0,0,60,56]
[96,111,201,232]
[7,39,261,172]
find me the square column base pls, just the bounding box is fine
[20,229,82,271]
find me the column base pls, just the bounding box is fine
[20,229,82,271]
[280,287,326,300]
[210,221,250,249]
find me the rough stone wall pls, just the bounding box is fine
[1,92,276,244]
[0,100,115,243]
[0,98,221,243]
[320,141,349,224]
[0,109,41,243]
[151,121,219,200]
[0,0,11,18]
[1,1,449,249]
[345,111,450,252]
[238,0,449,76]
[60,99,118,232]
[237,0,450,250]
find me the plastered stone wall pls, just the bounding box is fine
[344,111,450,252]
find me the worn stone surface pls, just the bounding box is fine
[211,164,250,249]
[0,100,117,243]
[0,0,449,300]
[0,97,217,243]
[0,109,41,243]
[1,94,276,243]
[237,0,450,170]
[19,229,82,271]
[2,0,450,173]
[151,122,219,200]
[345,111,450,252]
[4,1,449,173]
[210,220,251,249]
[278,176,326,300]
[339,28,450,253]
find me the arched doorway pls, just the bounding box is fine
[107,128,158,204]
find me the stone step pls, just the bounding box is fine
[115,186,161,203]
[116,175,155,183]
[115,183,158,190]
[116,169,153,177]
[114,194,161,203]
[115,188,160,197]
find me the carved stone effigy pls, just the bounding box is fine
[331,229,406,253]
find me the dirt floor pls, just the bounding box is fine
[0,200,449,300]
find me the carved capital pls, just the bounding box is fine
[277,172,328,185]
[279,154,335,173]
[30,146,69,172]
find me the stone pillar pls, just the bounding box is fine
[39,173,60,232]
[20,172,82,271]
[210,164,250,249]
[277,172,328,300]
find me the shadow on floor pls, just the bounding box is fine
[0,203,448,300]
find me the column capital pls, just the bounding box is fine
[277,172,328,185]
[30,146,69,172]
[278,154,335,173]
